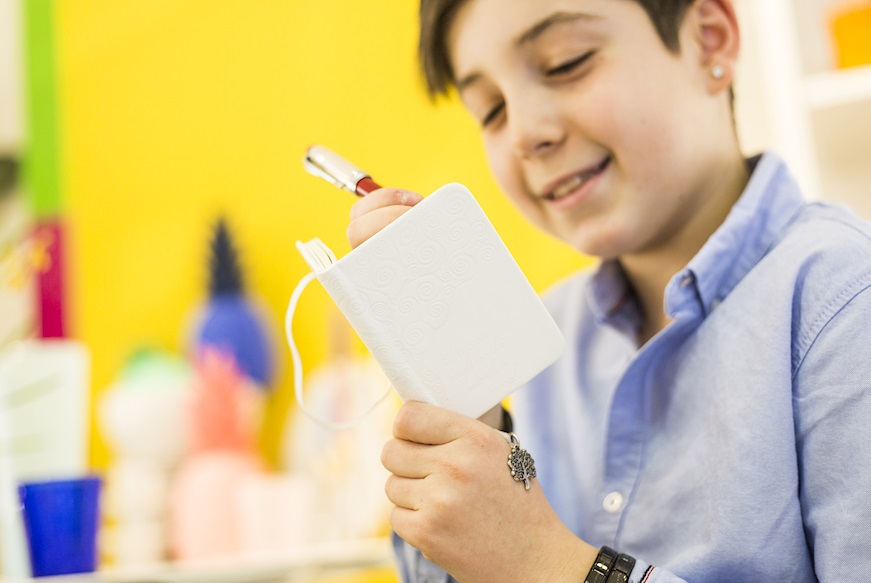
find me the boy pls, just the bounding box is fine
[347,0,871,581]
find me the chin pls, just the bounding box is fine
[560,226,625,260]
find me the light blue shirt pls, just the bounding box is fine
[394,153,871,582]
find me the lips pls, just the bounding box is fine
[542,157,611,202]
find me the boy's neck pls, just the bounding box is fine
[622,152,750,345]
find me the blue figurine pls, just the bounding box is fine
[193,218,273,388]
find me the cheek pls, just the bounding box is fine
[578,62,687,161]
[484,137,525,202]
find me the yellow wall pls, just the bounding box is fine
[55,1,590,467]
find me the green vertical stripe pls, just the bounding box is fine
[21,0,62,218]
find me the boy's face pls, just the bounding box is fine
[448,0,730,259]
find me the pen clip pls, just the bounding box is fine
[303,145,371,194]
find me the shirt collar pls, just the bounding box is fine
[588,153,806,326]
[666,152,806,317]
[587,259,642,334]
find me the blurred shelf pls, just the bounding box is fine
[740,0,871,210]
[804,64,871,111]
[0,538,395,583]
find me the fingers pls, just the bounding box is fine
[347,205,412,248]
[347,187,423,248]
[349,187,422,220]
[392,401,474,445]
[381,437,432,479]
[385,474,425,510]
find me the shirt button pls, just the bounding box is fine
[680,274,694,288]
[603,491,624,513]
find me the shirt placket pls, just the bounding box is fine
[595,305,701,545]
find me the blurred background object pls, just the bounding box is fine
[98,351,192,566]
[830,2,871,69]
[0,155,37,348]
[1,0,869,580]
[17,475,101,577]
[0,158,16,196]
[190,218,275,390]
[281,312,398,544]
[734,0,871,219]
[0,340,91,577]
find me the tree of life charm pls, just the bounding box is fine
[507,432,536,490]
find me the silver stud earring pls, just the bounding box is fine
[711,65,725,80]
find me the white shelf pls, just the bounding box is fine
[0,537,393,583]
[804,65,871,111]
[739,0,871,212]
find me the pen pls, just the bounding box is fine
[303,145,382,196]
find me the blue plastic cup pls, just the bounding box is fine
[18,476,101,577]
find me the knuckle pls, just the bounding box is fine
[387,188,408,204]
[384,474,397,499]
[384,188,418,206]
[442,459,470,484]
[381,438,404,473]
[392,403,416,438]
[463,425,491,450]
[380,440,393,469]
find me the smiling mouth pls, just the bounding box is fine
[543,157,611,201]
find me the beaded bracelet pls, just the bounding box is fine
[584,546,636,583]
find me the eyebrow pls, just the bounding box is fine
[517,11,600,46]
[455,11,599,93]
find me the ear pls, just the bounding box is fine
[686,0,741,91]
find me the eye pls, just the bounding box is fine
[481,101,505,127]
[545,50,595,77]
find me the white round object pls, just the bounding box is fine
[281,357,398,542]
[101,520,166,566]
[103,459,168,521]
[99,374,192,465]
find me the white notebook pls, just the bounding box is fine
[296,182,564,419]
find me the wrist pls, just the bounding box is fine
[518,518,596,583]
[539,533,598,583]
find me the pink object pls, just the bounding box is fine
[168,451,264,560]
[188,349,261,454]
[34,221,66,338]
[235,473,318,553]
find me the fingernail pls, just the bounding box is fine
[400,191,422,205]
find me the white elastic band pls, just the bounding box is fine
[285,271,393,431]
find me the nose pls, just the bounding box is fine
[507,90,566,159]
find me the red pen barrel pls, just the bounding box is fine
[355,177,381,196]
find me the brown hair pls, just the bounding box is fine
[419,0,695,97]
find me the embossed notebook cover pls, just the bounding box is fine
[297,183,564,419]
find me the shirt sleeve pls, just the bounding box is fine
[791,283,871,580]
[392,532,454,583]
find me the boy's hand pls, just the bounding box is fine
[347,188,423,249]
[383,401,596,583]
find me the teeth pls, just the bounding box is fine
[545,158,609,201]
[551,175,584,199]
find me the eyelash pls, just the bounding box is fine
[479,51,596,128]
[481,102,505,127]
[546,50,595,77]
